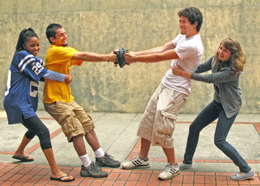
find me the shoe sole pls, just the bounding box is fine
[80,173,108,178]
[158,171,180,180]
[96,162,121,168]
[231,174,255,181]
[122,164,150,169]
[230,170,255,181]
[238,176,254,181]
[179,165,192,171]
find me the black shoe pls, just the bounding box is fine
[80,162,108,178]
[96,153,120,168]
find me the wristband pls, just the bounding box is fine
[134,55,136,63]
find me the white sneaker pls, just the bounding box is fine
[230,170,255,181]
[158,163,180,180]
[121,156,150,169]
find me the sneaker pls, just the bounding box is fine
[230,170,255,181]
[158,163,180,180]
[96,152,120,167]
[121,156,150,169]
[80,162,108,178]
[179,163,192,171]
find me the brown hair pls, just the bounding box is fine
[178,7,203,32]
[214,38,246,73]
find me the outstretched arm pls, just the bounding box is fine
[125,49,179,64]
[71,51,116,62]
[132,41,176,55]
[124,41,178,64]
[172,66,239,83]
[172,56,215,79]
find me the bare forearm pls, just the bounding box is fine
[133,46,164,56]
[135,53,166,63]
[72,52,114,62]
[81,52,110,62]
[181,70,192,79]
[172,67,192,79]
[125,49,179,64]
[133,41,175,55]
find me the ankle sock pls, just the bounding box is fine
[94,148,105,158]
[79,154,91,167]
[140,157,149,161]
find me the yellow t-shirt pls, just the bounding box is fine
[43,45,83,103]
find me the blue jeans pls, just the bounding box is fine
[183,100,251,173]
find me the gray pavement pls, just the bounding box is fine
[0,110,259,173]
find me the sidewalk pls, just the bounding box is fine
[0,111,259,185]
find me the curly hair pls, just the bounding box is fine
[214,38,246,74]
[178,7,203,32]
[15,28,38,54]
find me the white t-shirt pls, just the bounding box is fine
[162,34,203,95]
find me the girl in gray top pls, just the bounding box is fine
[172,38,254,181]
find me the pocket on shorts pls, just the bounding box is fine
[167,91,188,117]
[74,108,93,123]
[157,116,175,136]
[62,116,79,136]
[78,112,92,125]
[73,109,95,133]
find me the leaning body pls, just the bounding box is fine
[174,38,255,180]
[121,6,205,180]
[43,45,82,104]
[43,23,120,178]
[137,33,204,148]
[192,55,242,117]
[4,32,75,181]
[43,45,93,142]
[4,50,47,124]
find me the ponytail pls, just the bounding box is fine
[15,28,38,54]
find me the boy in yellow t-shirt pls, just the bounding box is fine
[43,23,120,178]
[43,46,82,104]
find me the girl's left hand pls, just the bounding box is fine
[172,68,182,76]
[65,73,72,84]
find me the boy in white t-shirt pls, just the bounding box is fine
[122,7,204,180]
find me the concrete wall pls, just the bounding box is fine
[0,0,259,114]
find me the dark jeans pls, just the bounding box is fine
[183,100,251,173]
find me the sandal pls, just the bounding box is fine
[50,174,75,182]
[12,155,34,162]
